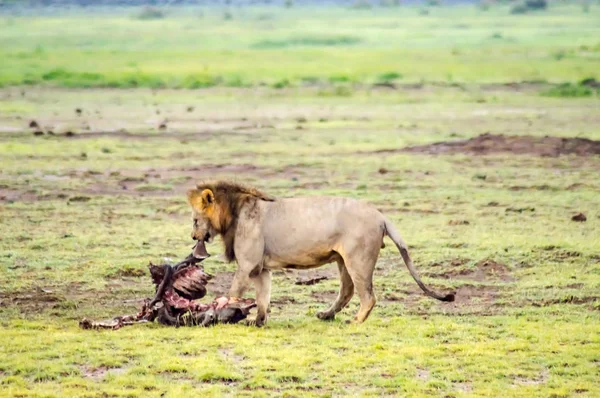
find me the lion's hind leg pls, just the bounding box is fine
[340,244,379,324]
[317,259,354,321]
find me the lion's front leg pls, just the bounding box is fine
[229,204,266,324]
[228,267,253,298]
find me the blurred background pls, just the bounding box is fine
[1,0,599,90]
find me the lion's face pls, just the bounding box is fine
[187,187,222,242]
[187,187,221,260]
[190,211,216,244]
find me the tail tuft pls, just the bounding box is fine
[440,292,455,302]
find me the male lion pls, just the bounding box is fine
[187,181,454,326]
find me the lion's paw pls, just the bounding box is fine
[316,311,335,321]
[245,317,266,327]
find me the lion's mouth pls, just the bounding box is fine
[192,240,210,260]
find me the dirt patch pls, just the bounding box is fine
[219,348,245,364]
[310,290,338,303]
[295,275,328,285]
[0,288,67,312]
[427,258,513,282]
[284,267,338,283]
[538,246,582,261]
[397,134,600,157]
[206,271,234,298]
[392,284,504,316]
[511,369,549,387]
[532,295,599,308]
[448,220,470,226]
[270,295,298,305]
[80,365,127,381]
[1,163,275,202]
[416,368,430,381]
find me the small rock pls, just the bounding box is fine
[75,108,82,116]
[571,213,586,222]
[64,131,75,137]
[186,106,194,112]
[29,120,39,128]
[295,276,327,286]
[158,123,167,130]
[33,130,44,136]
[378,167,389,174]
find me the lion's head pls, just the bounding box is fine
[186,181,275,261]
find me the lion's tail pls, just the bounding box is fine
[384,218,455,302]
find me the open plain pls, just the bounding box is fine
[0,3,599,397]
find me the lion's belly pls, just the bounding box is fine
[263,251,341,270]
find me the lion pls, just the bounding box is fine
[187,181,454,326]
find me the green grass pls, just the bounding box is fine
[541,81,599,98]
[0,4,599,88]
[0,86,599,396]
[0,4,599,395]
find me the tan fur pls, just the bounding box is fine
[187,181,453,326]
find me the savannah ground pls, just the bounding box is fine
[1,3,600,397]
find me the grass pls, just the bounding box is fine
[541,81,599,98]
[0,3,599,396]
[0,5,599,88]
[0,85,599,396]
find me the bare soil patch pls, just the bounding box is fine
[284,267,338,284]
[398,134,600,157]
[430,258,513,282]
[0,288,67,313]
[80,365,127,381]
[392,284,504,316]
[206,271,234,298]
[511,369,550,387]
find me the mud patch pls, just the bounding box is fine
[399,134,600,157]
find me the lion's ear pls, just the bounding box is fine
[200,189,214,206]
[187,188,214,210]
